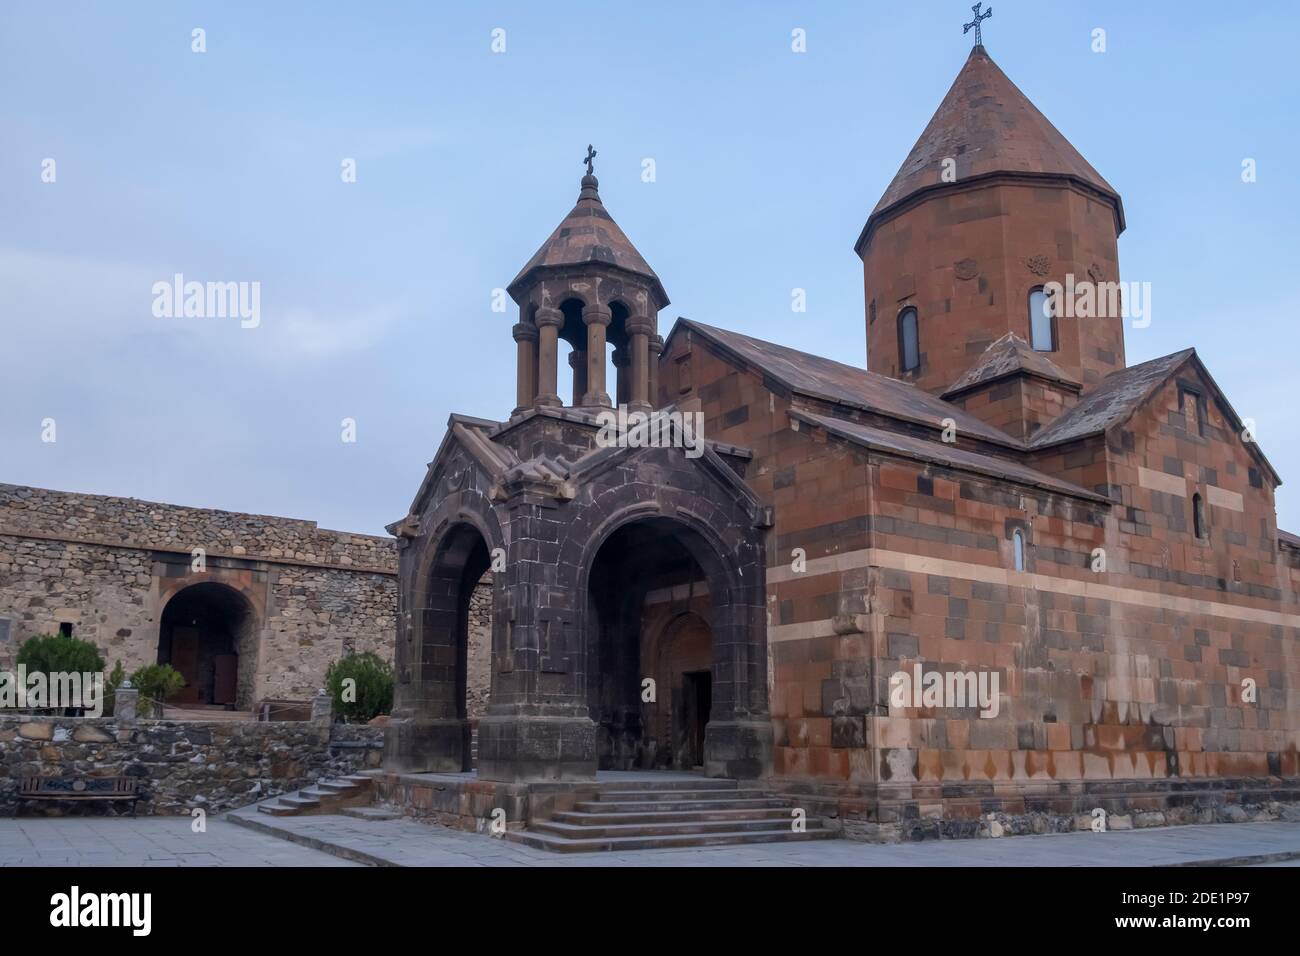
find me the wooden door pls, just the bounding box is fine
[170,627,200,703]
[212,654,238,706]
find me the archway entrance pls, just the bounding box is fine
[586,517,719,771]
[157,583,256,708]
[389,521,492,773]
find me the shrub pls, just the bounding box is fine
[103,660,127,716]
[13,633,106,715]
[15,633,105,676]
[325,652,394,723]
[129,663,186,717]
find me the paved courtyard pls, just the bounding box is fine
[0,817,359,867]
[4,813,1300,867]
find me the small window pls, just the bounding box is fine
[1029,287,1055,352]
[1179,386,1205,437]
[59,622,74,638]
[898,308,920,372]
[1012,530,1025,571]
[1193,493,1207,540]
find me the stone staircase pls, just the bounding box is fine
[256,774,394,819]
[504,777,836,852]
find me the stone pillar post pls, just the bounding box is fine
[534,307,563,407]
[569,349,588,407]
[311,687,332,724]
[114,681,139,721]
[512,320,538,414]
[627,317,653,410]
[648,334,664,409]
[581,304,612,407]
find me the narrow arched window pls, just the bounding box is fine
[1029,287,1055,352]
[1012,530,1025,571]
[898,308,920,372]
[1193,493,1207,539]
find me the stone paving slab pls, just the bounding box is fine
[224,806,1300,867]
[0,817,359,867]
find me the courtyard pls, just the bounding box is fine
[3,815,1299,868]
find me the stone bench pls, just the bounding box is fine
[18,775,142,816]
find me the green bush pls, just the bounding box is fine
[325,652,394,723]
[15,633,105,677]
[103,660,127,717]
[129,663,186,717]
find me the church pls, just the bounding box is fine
[383,39,1300,841]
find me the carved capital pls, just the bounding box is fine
[582,305,612,327]
[535,307,563,329]
[512,322,539,343]
[626,316,654,338]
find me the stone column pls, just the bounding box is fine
[648,334,664,409]
[569,349,587,407]
[534,307,563,407]
[512,320,538,414]
[581,304,612,407]
[626,317,653,410]
[612,347,631,407]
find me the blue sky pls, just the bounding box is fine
[2,1,1297,535]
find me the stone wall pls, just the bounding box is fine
[0,484,396,570]
[0,484,398,706]
[0,714,384,816]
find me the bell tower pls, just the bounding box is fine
[508,148,669,416]
[855,43,1127,395]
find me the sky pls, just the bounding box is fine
[2,1,1297,536]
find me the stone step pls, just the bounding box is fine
[340,806,400,821]
[591,788,756,803]
[257,802,299,817]
[317,780,361,794]
[592,778,739,793]
[301,788,342,801]
[504,826,838,853]
[574,797,789,813]
[531,817,827,840]
[278,795,321,810]
[553,806,796,826]
[339,775,375,789]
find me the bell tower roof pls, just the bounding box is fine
[855,45,1123,254]
[508,171,668,308]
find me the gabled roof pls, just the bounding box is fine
[1028,348,1282,486]
[1280,530,1300,551]
[508,174,668,306]
[790,409,1106,503]
[944,332,1081,398]
[856,45,1123,253]
[1028,350,1193,449]
[667,318,1020,450]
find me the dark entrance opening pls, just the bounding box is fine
[418,523,491,772]
[587,517,715,771]
[682,670,711,768]
[157,583,254,709]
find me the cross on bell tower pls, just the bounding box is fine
[963,3,992,47]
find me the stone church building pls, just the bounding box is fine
[384,44,1300,834]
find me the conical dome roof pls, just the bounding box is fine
[856,45,1123,253]
[509,174,668,307]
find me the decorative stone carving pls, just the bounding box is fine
[1025,254,1051,276]
[1087,262,1105,282]
[954,258,979,280]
